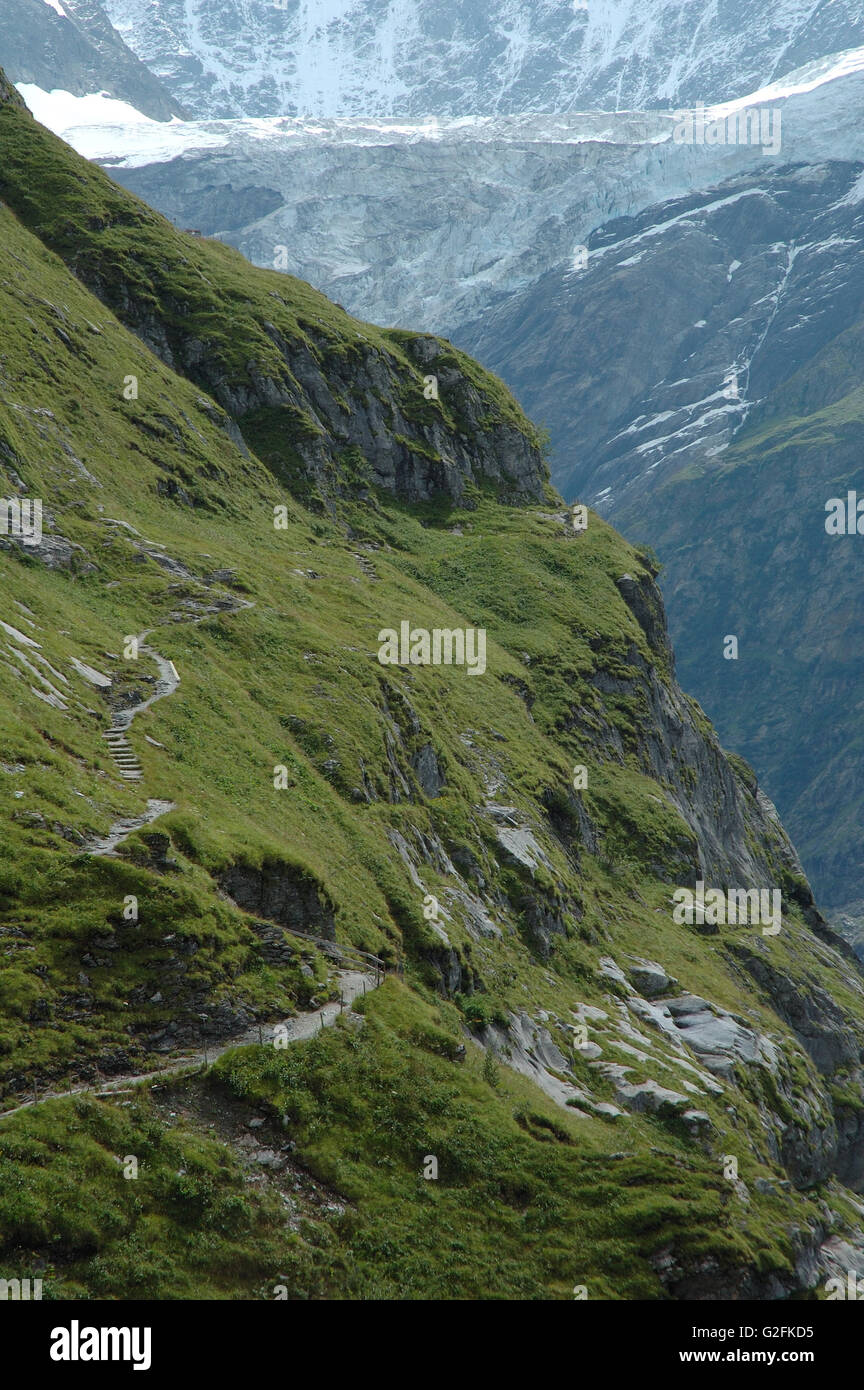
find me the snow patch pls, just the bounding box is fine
[708,45,864,117]
[832,170,864,209]
[99,0,864,121]
[16,85,154,134]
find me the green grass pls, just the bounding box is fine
[0,1092,321,1300]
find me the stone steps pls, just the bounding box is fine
[102,728,143,781]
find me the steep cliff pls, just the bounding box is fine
[0,93,547,508]
[96,0,864,119]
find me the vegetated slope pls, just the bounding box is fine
[2,73,864,1300]
[0,0,184,120]
[459,160,864,936]
[97,0,864,119]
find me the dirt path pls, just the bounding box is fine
[28,585,385,1131]
[0,969,378,1123]
[115,639,180,730]
[94,631,181,791]
[83,611,220,850]
[82,797,176,856]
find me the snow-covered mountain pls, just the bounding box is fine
[0,0,184,120]
[458,143,864,516]
[100,0,864,119]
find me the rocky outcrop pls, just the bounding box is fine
[615,571,673,668]
[411,743,445,798]
[471,940,864,1210]
[626,958,675,998]
[0,65,27,111]
[653,1221,828,1300]
[220,859,336,941]
[50,245,547,509]
[660,994,778,1079]
[730,945,864,1075]
[567,585,814,895]
[480,1011,596,1112]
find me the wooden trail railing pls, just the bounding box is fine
[250,917,390,982]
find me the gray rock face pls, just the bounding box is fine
[615,574,672,667]
[220,860,336,941]
[653,1225,827,1300]
[614,1078,692,1115]
[98,0,864,119]
[411,743,445,798]
[495,825,551,875]
[626,958,675,999]
[730,947,864,1074]
[598,957,632,992]
[442,887,501,942]
[0,529,85,570]
[73,250,549,507]
[681,1109,712,1135]
[0,0,184,119]
[591,950,864,1193]
[423,942,476,997]
[819,1234,864,1289]
[481,1011,593,1111]
[563,585,813,897]
[519,899,569,960]
[662,994,777,1078]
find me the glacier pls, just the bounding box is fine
[27,44,864,336]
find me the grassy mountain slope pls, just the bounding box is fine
[2,74,864,1300]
